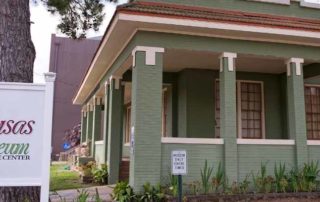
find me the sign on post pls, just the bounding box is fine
[0,73,56,202]
[172,150,187,202]
[172,150,187,175]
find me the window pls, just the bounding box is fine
[305,85,320,140]
[237,81,265,139]
[123,87,169,144]
[162,88,168,137]
[124,105,131,144]
[215,81,221,138]
[215,80,265,139]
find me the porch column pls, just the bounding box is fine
[86,104,93,156]
[80,110,87,143]
[92,96,102,158]
[130,46,164,191]
[286,58,308,166]
[103,82,110,163]
[107,76,124,184]
[219,52,238,183]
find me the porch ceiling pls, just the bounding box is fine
[163,49,294,74]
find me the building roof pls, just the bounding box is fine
[74,1,320,105]
[118,1,320,32]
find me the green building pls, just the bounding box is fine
[73,0,320,191]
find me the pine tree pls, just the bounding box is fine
[0,0,115,200]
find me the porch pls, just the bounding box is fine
[78,42,320,189]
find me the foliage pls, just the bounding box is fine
[43,0,117,39]
[93,187,103,202]
[211,161,225,193]
[274,162,288,193]
[140,182,165,202]
[80,161,96,177]
[252,162,274,193]
[168,175,179,197]
[74,189,89,202]
[187,181,201,195]
[111,181,137,202]
[200,160,214,194]
[92,164,108,184]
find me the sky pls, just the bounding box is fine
[30,1,126,83]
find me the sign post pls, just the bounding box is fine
[0,73,56,202]
[171,150,187,202]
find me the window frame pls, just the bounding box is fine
[237,80,266,139]
[215,79,266,139]
[304,84,320,140]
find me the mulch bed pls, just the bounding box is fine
[166,192,320,202]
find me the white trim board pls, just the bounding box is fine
[307,140,320,145]
[119,14,320,40]
[161,137,224,145]
[95,141,104,145]
[237,139,295,145]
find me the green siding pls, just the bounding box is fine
[176,70,286,139]
[107,79,125,184]
[136,0,320,19]
[134,32,320,61]
[308,146,320,162]
[130,51,163,191]
[238,145,295,181]
[161,143,223,183]
[286,62,308,166]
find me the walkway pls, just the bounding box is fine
[49,185,113,202]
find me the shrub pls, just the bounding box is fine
[274,162,288,193]
[200,160,213,194]
[92,164,108,184]
[211,161,224,193]
[111,181,137,202]
[140,182,165,202]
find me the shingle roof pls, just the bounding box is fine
[118,1,320,32]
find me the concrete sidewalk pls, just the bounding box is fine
[50,185,113,202]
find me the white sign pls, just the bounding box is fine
[0,73,56,202]
[171,150,187,175]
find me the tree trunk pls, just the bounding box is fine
[0,0,35,82]
[0,1,39,201]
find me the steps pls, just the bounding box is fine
[119,158,130,182]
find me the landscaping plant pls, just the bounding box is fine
[200,160,214,194]
[187,181,201,195]
[92,163,108,184]
[74,189,89,202]
[274,162,288,193]
[211,161,225,193]
[169,174,179,197]
[93,188,103,202]
[252,162,274,193]
[140,182,165,202]
[111,181,138,202]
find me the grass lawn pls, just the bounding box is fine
[50,162,95,191]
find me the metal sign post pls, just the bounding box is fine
[171,150,187,202]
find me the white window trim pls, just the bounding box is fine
[300,0,320,9]
[304,84,320,140]
[247,0,290,5]
[95,140,103,145]
[237,139,295,145]
[307,140,320,145]
[162,137,224,145]
[237,80,266,139]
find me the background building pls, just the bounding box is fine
[49,34,100,158]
